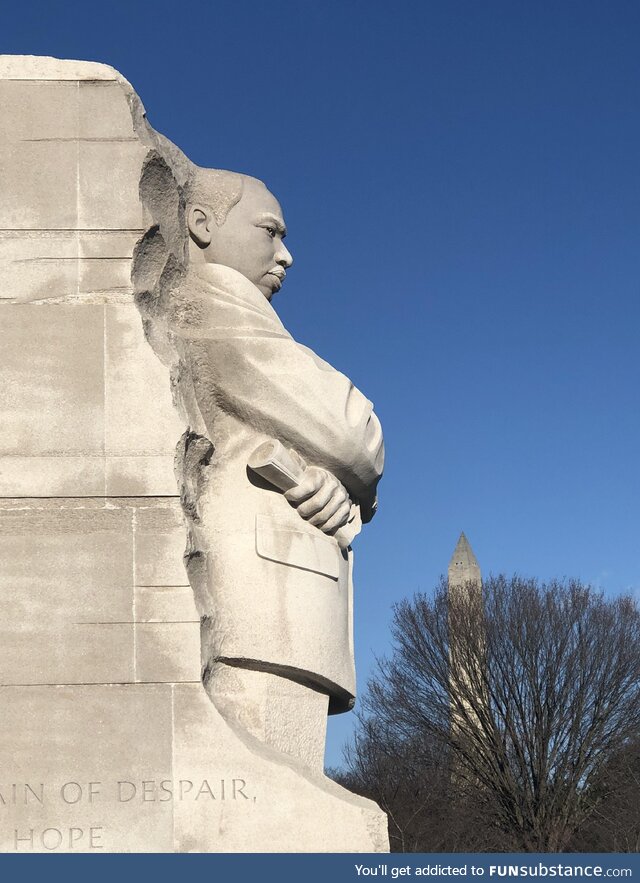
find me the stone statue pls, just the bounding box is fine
[135,161,384,770]
[0,55,388,851]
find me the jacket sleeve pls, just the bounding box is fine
[182,331,384,516]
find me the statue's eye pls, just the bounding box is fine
[264,226,276,238]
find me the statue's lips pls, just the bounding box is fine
[265,271,285,291]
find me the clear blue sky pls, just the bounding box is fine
[5,0,640,767]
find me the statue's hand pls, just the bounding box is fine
[284,466,351,536]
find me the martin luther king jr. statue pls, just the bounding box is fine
[134,156,384,770]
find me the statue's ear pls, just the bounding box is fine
[187,204,213,247]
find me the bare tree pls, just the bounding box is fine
[331,720,502,852]
[568,737,640,852]
[339,576,640,852]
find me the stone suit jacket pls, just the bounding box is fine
[159,263,384,712]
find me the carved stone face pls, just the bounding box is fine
[189,177,293,300]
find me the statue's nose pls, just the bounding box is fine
[276,241,293,269]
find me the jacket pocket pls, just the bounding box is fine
[255,514,340,580]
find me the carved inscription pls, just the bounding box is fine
[2,777,254,851]
[0,784,45,805]
[14,827,103,851]
[116,778,250,801]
